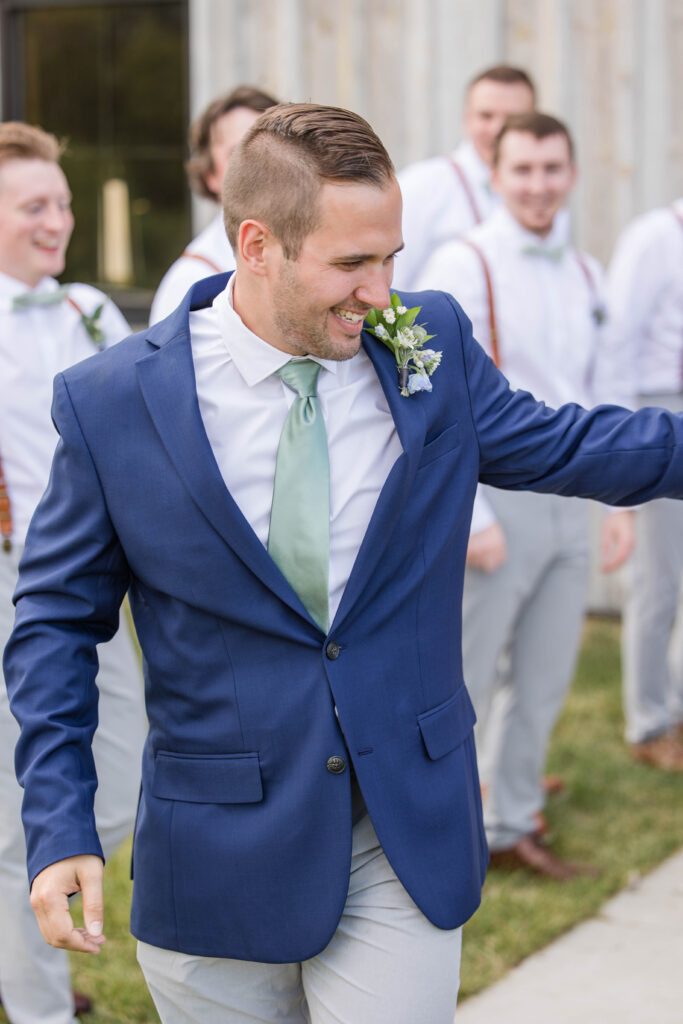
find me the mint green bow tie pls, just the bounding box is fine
[11,284,70,311]
[268,359,330,632]
[521,245,565,263]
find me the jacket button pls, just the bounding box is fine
[326,755,346,774]
[326,641,340,660]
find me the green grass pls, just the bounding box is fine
[460,617,683,999]
[2,618,681,1019]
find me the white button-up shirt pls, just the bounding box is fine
[190,276,403,624]
[416,206,629,533]
[0,272,130,545]
[607,198,683,398]
[150,213,235,325]
[394,140,498,292]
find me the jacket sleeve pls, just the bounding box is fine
[444,292,683,507]
[3,372,131,885]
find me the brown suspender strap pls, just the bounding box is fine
[459,239,501,367]
[181,251,222,274]
[673,205,683,231]
[447,158,483,226]
[0,454,11,552]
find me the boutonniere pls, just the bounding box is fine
[80,303,106,350]
[365,293,442,397]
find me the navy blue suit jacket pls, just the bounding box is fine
[6,275,683,961]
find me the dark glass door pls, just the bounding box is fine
[1,0,190,317]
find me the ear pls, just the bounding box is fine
[238,219,274,276]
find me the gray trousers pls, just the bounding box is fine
[137,815,463,1024]
[463,488,589,850]
[0,546,146,1024]
[622,391,683,743]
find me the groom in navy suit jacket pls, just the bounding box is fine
[6,104,683,1022]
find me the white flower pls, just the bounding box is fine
[397,306,407,315]
[374,323,388,337]
[383,308,396,324]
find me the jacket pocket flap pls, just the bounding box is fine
[418,423,460,469]
[151,751,263,803]
[417,686,476,760]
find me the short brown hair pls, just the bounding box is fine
[0,122,62,169]
[493,111,575,165]
[223,103,395,260]
[467,64,536,101]
[186,85,279,200]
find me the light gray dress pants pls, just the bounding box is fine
[622,391,683,743]
[462,488,589,851]
[0,546,146,1024]
[137,814,463,1024]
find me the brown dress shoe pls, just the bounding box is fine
[73,990,93,1016]
[488,834,598,881]
[630,733,683,772]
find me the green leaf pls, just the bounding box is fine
[397,306,420,329]
[390,292,402,310]
[365,308,379,327]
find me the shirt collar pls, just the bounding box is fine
[213,274,339,387]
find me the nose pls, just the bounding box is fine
[354,263,392,311]
[44,203,71,233]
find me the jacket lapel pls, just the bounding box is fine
[137,277,316,625]
[331,330,427,630]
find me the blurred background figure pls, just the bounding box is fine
[608,198,683,771]
[149,84,278,324]
[417,112,634,879]
[393,64,535,291]
[0,121,145,1023]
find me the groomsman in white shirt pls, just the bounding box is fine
[0,122,145,1022]
[608,198,683,771]
[417,112,634,878]
[150,84,278,324]
[393,65,535,291]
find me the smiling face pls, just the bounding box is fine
[463,79,535,166]
[492,129,576,237]
[236,177,404,362]
[0,158,74,287]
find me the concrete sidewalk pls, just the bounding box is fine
[456,846,683,1023]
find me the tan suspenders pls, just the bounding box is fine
[447,158,484,226]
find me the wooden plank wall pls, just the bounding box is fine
[189,0,682,261]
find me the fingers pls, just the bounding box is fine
[466,523,507,573]
[601,511,635,573]
[30,855,106,954]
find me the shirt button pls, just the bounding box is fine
[326,641,340,660]
[326,755,346,774]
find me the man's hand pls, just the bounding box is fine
[30,854,106,954]
[600,510,635,572]
[466,522,507,572]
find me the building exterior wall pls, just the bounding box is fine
[189,0,683,263]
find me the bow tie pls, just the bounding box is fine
[521,245,566,263]
[11,284,70,311]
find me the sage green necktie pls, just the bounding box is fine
[12,284,70,311]
[268,359,330,632]
[521,245,565,262]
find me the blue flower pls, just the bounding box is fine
[408,372,433,394]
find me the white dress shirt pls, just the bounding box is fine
[190,277,403,624]
[0,272,130,545]
[607,198,683,397]
[394,140,498,292]
[416,206,629,533]
[150,213,235,325]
